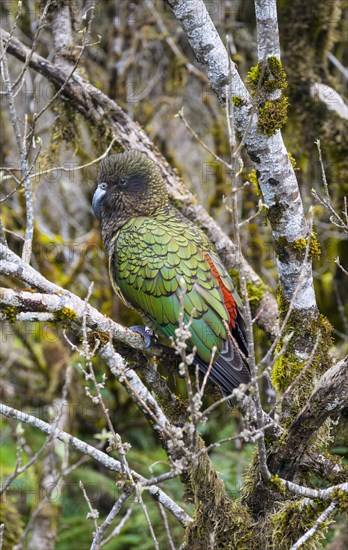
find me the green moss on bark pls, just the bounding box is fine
[1,305,17,322]
[331,488,348,513]
[183,439,257,549]
[42,100,81,166]
[258,96,289,138]
[271,353,305,393]
[246,57,287,96]
[272,286,334,420]
[245,57,289,137]
[54,307,77,322]
[184,498,257,550]
[0,499,23,549]
[232,96,244,107]
[292,231,321,258]
[269,500,332,549]
[275,232,321,261]
[269,474,287,495]
[248,169,263,198]
[288,152,299,170]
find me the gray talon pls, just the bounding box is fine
[130,325,155,349]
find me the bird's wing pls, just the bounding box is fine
[110,209,249,392]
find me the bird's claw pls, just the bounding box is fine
[130,325,156,349]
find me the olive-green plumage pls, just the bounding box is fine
[93,151,250,395]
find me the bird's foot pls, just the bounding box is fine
[130,325,156,349]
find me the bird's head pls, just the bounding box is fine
[92,151,169,228]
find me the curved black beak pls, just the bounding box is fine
[92,185,106,219]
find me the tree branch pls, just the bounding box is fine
[271,356,348,479]
[290,502,337,550]
[166,0,248,103]
[0,248,157,355]
[254,0,281,59]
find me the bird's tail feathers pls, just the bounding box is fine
[194,337,250,398]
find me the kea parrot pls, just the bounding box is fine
[92,150,250,397]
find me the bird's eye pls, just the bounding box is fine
[119,177,127,186]
[99,182,108,191]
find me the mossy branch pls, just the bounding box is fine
[270,356,348,480]
[183,438,256,549]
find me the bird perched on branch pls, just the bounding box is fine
[92,150,250,397]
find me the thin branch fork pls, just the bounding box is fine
[166,0,249,103]
[100,343,177,444]
[0,270,180,439]
[0,28,33,264]
[0,248,191,464]
[0,403,191,527]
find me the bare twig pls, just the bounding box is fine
[327,52,348,81]
[145,0,207,84]
[176,108,231,170]
[226,82,270,482]
[80,480,100,534]
[90,491,131,550]
[334,257,348,277]
[158,503,177,550]
[99,499,136,548]
[0,425,56,497]
[29,137,116,180]
[315,139,330,199]
[138,490,160,550]
[11,0,53,96]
